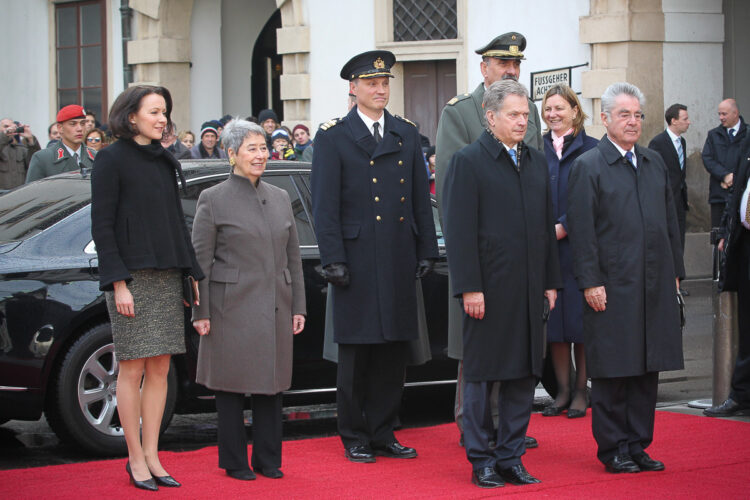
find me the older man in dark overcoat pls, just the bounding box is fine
[443,79,561,489]
[567,82,684,474]
[311,50,438,463]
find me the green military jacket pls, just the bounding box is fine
[434,82,543,359]
[0,133,40,190]
[26,140,96,183]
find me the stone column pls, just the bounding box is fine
[127,0,194,132]
[276,0,311,131]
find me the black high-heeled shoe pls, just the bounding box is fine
[151,473,181,487]
[126,461,158,491]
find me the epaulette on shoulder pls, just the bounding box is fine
[395,115,416,127]
[446,93,471,106]
[319,118,341,131]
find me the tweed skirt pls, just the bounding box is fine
[105,268,186,361]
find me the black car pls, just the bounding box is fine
[0,160,456,455]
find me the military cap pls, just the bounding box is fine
[475,32,526,60]
[340,50,396,81]
[56,104,87,123]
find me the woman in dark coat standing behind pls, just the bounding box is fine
[91,85,204,491]
[540,84,598,419]
[191,119,306,481]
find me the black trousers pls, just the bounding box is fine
[214,390,282,472]
[676,201,686,255]
[463,376,534,470]
[337,342,407,449]
[590,372,659,463]
[730,230,750,403]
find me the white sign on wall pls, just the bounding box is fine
[530,63,588,101]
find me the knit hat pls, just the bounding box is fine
[258,109,279,124]
[271,129,290,140]
[200,121,218,138]
[292,124,309,135]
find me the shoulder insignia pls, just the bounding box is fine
[57,148,64,160]
[447,93,471,106]
[87,148,95,161]
[395,115,416,127]
[319,118,341,131]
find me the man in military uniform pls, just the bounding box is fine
[311,50,439,463]
[26,105,96,183]
[435,31,541,449]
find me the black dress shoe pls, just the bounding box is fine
[372,441,417,458]
[258,467,284,479]
[704,398,749,417]
[126,461,158,491]
[604,454,640,473]
[226,468,256,480]
[566,408,587,419]
[542,403,568,416]
[471,466,504,488]
[632,452,664,471]
[497,464,541,485]
[345,445,376,463]
[525,435,538,449]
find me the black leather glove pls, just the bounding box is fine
[415,259,435,279]
[323,262,350,287]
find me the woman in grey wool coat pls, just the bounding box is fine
[191,119,306,481]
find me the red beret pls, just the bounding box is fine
[57,105,86,123]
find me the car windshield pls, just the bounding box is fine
[0,176,92,244]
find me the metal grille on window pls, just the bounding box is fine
[393,0,457,41]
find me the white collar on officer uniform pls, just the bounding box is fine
[357,108,385,138]
[63,143,82,160]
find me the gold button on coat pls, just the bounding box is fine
[375,196,380,202]
[376,215,382,221]
[400,178,405,184]
[398,160,403,166]
[370,160,374,166]
[372,178,377,183]
[399,217,405,222]
[400,197,405,202]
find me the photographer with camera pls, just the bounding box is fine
[0,118,40,190]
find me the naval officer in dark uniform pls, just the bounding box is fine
[311,50,439,463]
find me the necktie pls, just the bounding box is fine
[373,122,382,143]
[508,148,518,167]
[625,151,636,169]
[74,152,80,166]
[729,128,735,141]
[676,139,684,170]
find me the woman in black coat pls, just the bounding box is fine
[539,85,598,418]
[91,86,203,491]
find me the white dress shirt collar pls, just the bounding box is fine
[357,108,385,138]
[63,143,82,161]
[607,136,637,168]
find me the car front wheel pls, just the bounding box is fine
[46,323,177,455]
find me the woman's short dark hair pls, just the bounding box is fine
[108,85,173,139]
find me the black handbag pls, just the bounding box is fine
[182,275,198,306]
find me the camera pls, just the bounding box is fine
[15,126,24,134]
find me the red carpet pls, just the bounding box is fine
[1,412,748,499]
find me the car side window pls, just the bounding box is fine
[263,174,317,246]
[180,177,225,231]
[432,204,444,246]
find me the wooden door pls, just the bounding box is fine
[403,60,456,146]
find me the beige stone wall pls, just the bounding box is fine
[579,0,664,142]
[277,0,311,131]
[128,0,194,131]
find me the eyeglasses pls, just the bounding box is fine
[87,137,102,143]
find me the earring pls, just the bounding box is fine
[229,157,236,166]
